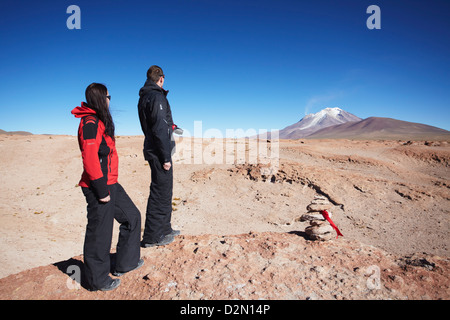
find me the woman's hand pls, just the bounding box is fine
[163,162,171,171]
[99,195,111,203]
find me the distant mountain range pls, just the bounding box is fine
[278,108,361,139]
[3,107,450,140]
[261,107,450,140]
[0,129,32,135]
[307,116,450,140]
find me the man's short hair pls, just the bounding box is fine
[147,65,164,83]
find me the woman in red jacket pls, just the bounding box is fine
[72,83,143,291]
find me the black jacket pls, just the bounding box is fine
[138,79,176,163]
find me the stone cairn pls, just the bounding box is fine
[300,195,335,241]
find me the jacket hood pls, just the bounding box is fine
[71,102,96,118]
[139,79,169,97]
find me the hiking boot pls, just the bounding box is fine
[169,229,181,236]
[87,278,121,292]
[141,234,175,248]
[112,259,144,277]
[100,278,121,291]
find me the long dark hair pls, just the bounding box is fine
[85,83,115,139]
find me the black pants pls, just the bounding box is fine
[142,159,173,243]
[82,183,141,290]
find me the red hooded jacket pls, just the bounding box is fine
[71,103,118,199]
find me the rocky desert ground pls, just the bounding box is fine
[0,134,448,299]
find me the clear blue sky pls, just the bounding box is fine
[0,0,449,136]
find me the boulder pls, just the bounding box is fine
[305,224,334,236]
[306,203,333,212]
[299,212,327,222]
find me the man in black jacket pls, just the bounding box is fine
[138,65,179,247]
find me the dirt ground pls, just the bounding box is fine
[0,134,448,299]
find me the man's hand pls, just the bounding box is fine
[99,195,110,203]
[163,162,172,171]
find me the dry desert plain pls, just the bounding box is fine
[0,134,449,299]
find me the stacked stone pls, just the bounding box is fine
[300,195,334,241]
